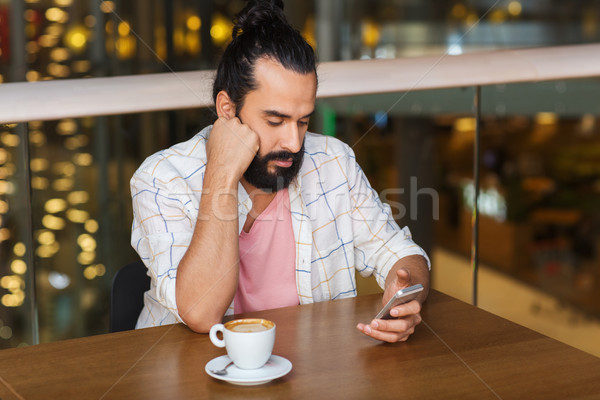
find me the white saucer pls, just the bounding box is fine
[205,355,292,386]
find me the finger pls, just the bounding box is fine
[361,323,412,343]
[389,300,422,318]
[357,321,397,342]
[357,322,382,336]
[357,314,421,343]
[371,315,420,335]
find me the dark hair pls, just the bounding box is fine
[212,0,317,111]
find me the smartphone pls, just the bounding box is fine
[374,284,424,320]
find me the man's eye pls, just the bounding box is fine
[267,121,282,127]
[298,120,309,127]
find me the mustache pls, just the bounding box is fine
[260,150,301,162]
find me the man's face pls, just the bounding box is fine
[242,140,305,193]
[237,58,317,193]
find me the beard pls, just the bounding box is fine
[243,141,305,193]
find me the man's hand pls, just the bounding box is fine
[356,257,429,343]
[206,117,259,184]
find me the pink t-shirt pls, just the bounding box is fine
[233,188,298,314]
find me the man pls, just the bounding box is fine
[130,0,430,343]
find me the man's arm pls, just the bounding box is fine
[175,117,259,333]
[356,255,430,342]
[338,143,430,342]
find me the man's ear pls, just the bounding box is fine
[215,90,236,119]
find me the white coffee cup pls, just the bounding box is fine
[209,318,276,369]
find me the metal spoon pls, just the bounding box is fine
[210,361,235,376]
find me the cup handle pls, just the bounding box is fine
[209,324,226,348]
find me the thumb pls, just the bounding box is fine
[395,268,412,288]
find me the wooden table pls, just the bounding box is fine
[0,290,598,399]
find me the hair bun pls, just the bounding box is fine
[233,0,286,39]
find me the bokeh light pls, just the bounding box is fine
[45,8,68,23]
[84,219,99,233]
[53,161,76,176]
[0,200,9,214]
[1,276,17,290]
[118,21,131,36]
[83,266,96,280]
[211,14,233,46]
[508,1,523,17]
[100,1,115,13]
[42,215,66,230]
[77,234,96,251]
[45,198,68,214]
[0,148,8,164]
[31,177,50,190]
[187,16,201,31]
[73,153,93,166]
[13,243,26,257]
[57,119,77,135]
[48,271,70,290]
[37,230,56,246]
[11,260,27,275]
[0,181,15,195]
[0,132,20,147]
[36,242,60,258]
[26,70,41,82]
[50,47,70,62]
[64,25,88,52]
[30,158,50,172]
[52,178,75,191]
[67,209,90,223]
[78,251,96,265]
[54,0,74,6]
[67,191,89,205]
[0,228,12,242]
[0,326,13,340]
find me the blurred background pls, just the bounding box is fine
[1,0,600,356]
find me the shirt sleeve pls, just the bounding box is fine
[344,146,431,290]
[130,164,197,324]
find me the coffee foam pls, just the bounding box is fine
[230,323,268,332]
[225,318,274,333]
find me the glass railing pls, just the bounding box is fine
[1,44,600,350]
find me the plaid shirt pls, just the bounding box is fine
[130,126,430,328]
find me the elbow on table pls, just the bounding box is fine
[185,319,219,334]
[179,309,223,334]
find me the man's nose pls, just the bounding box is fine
[280,123,302,154]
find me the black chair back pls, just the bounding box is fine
[110,260,151,332]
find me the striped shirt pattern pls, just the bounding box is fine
[130,126,430,328]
